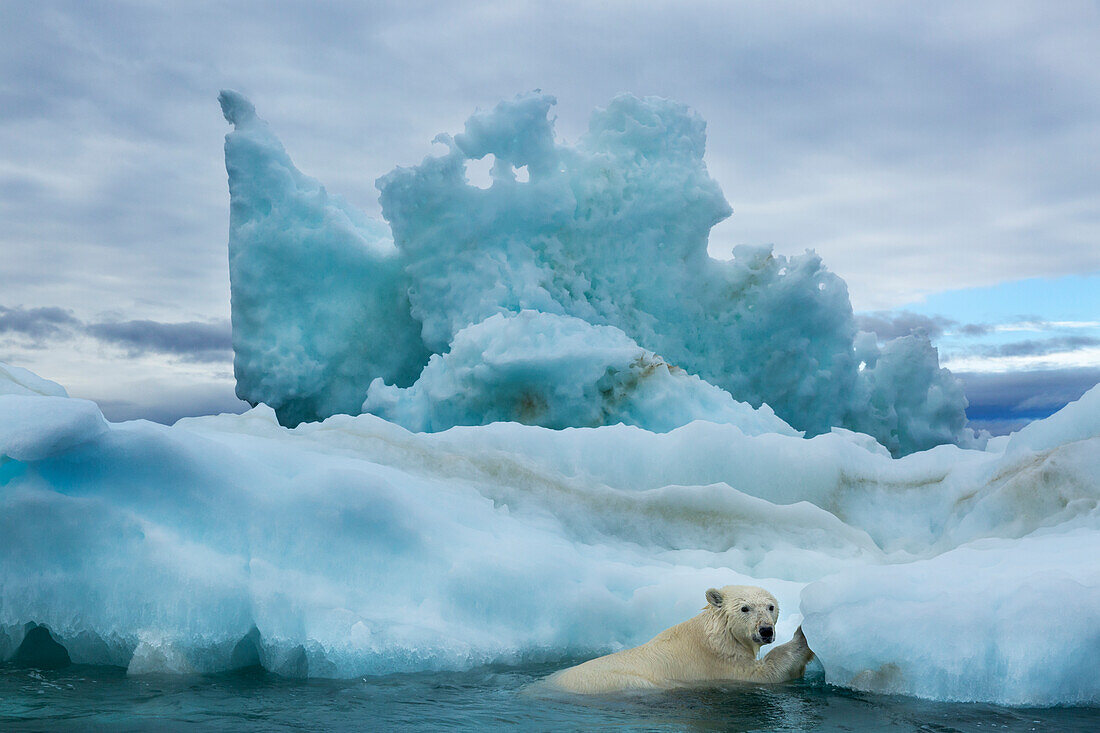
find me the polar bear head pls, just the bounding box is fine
[703,585,780,655]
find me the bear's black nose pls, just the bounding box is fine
[760,626,774,639]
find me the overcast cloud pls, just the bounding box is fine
[957,367,1100,435]
[2,1,1098,426]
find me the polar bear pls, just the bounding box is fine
[546,585,814,694]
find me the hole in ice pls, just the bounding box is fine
[513,165,530,183]
[705,216,738,260]
[230,626,264,671]
[464,155,494,190]
[13,624,71,670]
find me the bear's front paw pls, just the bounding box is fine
[794,626,815,661]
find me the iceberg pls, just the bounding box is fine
[223,91,977,456]
[2,361,1098,706]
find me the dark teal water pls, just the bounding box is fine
[2,662,1097,732]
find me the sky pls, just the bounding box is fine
[1,1,1098,433]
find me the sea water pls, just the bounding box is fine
[2,663,1097,732]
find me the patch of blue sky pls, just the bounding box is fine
[889,272,1100,374]
[902,272,1100,327]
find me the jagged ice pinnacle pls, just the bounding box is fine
[221,89,977,455]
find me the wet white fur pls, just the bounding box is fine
[547,585,814,694]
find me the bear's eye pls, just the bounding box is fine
[768,605,774,612]
[740,605,750,613]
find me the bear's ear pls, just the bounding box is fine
[705,588,723,608]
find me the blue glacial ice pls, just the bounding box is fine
[221,91,430,428]
[2,362,1099,706]
[223,90,977,456]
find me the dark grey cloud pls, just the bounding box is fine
[86,319,231,362]
[856,311,956,340]
[0,305,80,338]
[0,303,231,363]
[958,323,992,337]
[993,335,1100,358]
[855,310,1010,343]
[957,367,1100,435]
[937,320,1100,363]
